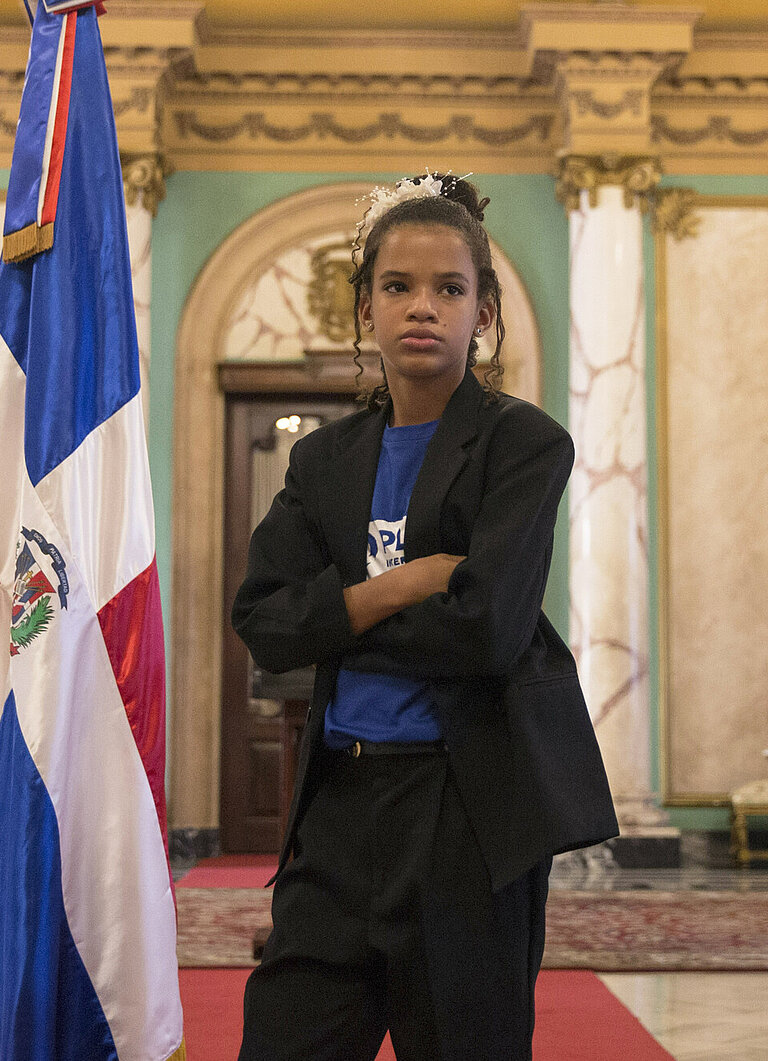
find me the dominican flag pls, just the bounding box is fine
[0,4,184,1060]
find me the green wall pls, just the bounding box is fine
[479,176,571,630]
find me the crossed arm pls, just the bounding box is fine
[342,553,464,636]
[232,404,573,679]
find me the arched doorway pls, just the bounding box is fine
[171,181,543,851]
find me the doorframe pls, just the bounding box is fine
[170,183,376,836]
[220,377,362,851]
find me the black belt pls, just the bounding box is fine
[339,739,448,758]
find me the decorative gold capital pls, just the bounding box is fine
[556,155,700,239]
[121,155,170,218]
[556,154,662,212]
[651,188,701,242]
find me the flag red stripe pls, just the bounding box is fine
[97,559,170,873]
[40,11,77,227]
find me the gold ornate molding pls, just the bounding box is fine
[3,11,768,173]
[571,88,645,122]
[555,55,666,157]
[555,154,701,239]
[652,187,701,241]
[556,154,663,211]
[307,241,357,344]
[170,109,554,148]
[0,111,17,139]
[99,2,203,50]
[166,68,542,97]
[112,84,154,120]
[0,5,201,167]
[121,155,170,217]
[652,114,768,147]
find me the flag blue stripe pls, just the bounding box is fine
[0,691,118,1060]
[2,8,60,241]
[1,6,140,487]
[0,258,33,370]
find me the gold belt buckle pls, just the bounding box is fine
[351,740,362,758]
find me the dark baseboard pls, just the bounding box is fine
[682,828,768,869]
[606,828,768,870]
[167,826,768,873]
[607,830,681,869]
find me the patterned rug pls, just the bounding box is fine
[176,887,768,971]
[544,890,768,971]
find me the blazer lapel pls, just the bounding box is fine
[405,369,484,560]
[320,405,387,585]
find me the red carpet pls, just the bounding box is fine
[177,855,278,890]
[179,968,674,1060]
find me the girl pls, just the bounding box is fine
[232,174,617,1061]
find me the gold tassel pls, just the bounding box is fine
[3,222,54,263]
[166,1038,187,1061]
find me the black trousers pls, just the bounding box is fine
[239,747,551,1061]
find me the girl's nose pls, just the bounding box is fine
[407,289,438,319]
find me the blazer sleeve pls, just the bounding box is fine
[231,436,355,674]
[344,403,574,679]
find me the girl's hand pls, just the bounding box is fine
[343,553,465,636]
[405,553,465,600]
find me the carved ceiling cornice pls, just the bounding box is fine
[2,4,768,174]
[0,2,203,166]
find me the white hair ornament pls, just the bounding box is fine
[353,169,472,264]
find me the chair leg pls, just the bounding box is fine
[731,811,750,866]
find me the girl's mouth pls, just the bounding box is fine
[401,332,440,350]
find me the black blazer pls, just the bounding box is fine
[232,369,618,891]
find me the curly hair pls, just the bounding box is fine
[349,174,506,410]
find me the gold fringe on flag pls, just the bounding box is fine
[166,1038,187,1061]
[3,221,54,263]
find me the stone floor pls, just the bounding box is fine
[599,972,768,1060]
[554,835,768,1057]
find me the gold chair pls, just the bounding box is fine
[730,778,768,865]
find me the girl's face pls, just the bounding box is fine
[358,223,494,397]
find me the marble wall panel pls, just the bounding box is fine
[660,204,768,800]
[223,233,347,362]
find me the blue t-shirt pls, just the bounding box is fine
[324,419,442,748]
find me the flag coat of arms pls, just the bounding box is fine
[0,4,184,1058]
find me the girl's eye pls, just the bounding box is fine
[444,284,465,296]
[384,281,407,293]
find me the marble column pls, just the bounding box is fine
[122,157,166,434]
[567,180,665,829]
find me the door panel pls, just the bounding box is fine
[221,396,355,852]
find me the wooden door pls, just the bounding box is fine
[221,394,355,853]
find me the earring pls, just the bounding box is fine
[365,321,374,332]
[475,327,483,336]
